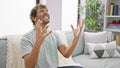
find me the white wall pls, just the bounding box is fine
[47,0,62,30]
[47,0,78,31]
[0,0,35,37]
[0,0,79,37]
[62,0,78,31]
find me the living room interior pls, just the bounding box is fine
[0,0,120,68]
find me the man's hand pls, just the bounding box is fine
[23,20,52,68]
[34,19,52,45]
[71,20,84,39]
[58,20,84,58]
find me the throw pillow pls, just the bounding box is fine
[87,41,120,59]
[84,31,108,54]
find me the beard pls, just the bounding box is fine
[41,15,50,25]
[36,13,50,25]
[42,19,49,25]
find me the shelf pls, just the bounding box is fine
[106,16,120,18]
[104,29,120,33]
[104,0,120,33]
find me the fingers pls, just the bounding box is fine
[40,22,42,33]
[71,19,84,38]
[71,25,75,32]
[34,19,51,38]
[77,20,84,36]
[80,20,84,31]
[78,20,84,30]
[44,31,52,37]
[77,19,80,26]
[43,25,49,33]
[34,19,42,30]
[71,25,76,36]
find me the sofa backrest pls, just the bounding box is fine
[0,33,83,67]
[64,30,84,57]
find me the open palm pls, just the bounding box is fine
[71,20,84,39]
[34,19,52,45]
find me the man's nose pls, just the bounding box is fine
[43,10,48,14]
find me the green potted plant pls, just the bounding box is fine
[85,0,104,32]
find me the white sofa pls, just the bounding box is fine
[0,30,120,68]
[64,30,120,68]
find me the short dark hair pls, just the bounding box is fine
[30,4,47,25]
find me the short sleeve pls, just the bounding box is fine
[21,35,33,57]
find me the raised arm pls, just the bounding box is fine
[58,20,84,58]
[23,20,51,68]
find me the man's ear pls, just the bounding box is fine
[31,16,37,22]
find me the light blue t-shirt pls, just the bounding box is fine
[21,29,65,68]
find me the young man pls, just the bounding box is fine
[21,3,84,68]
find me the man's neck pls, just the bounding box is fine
[42,24,48,33]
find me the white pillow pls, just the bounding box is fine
[84,31,108,54]
[87,41,120,59]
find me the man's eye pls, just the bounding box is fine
[40,11,44,13]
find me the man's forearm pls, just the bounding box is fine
[64,37,79,58]
[24,42,41,68]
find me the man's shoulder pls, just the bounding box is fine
[52,30,64,34]
[22,29,35,39]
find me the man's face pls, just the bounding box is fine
[36,8,50,25]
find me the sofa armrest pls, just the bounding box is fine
[0,38,7,68]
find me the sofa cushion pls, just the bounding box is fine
[87,41,120,59]
[58,50,83,67]
[0,38,7,68]
[58,66,83,68]
[64,30,84,56]
[84,31,108,54]
[73,54,120,68]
